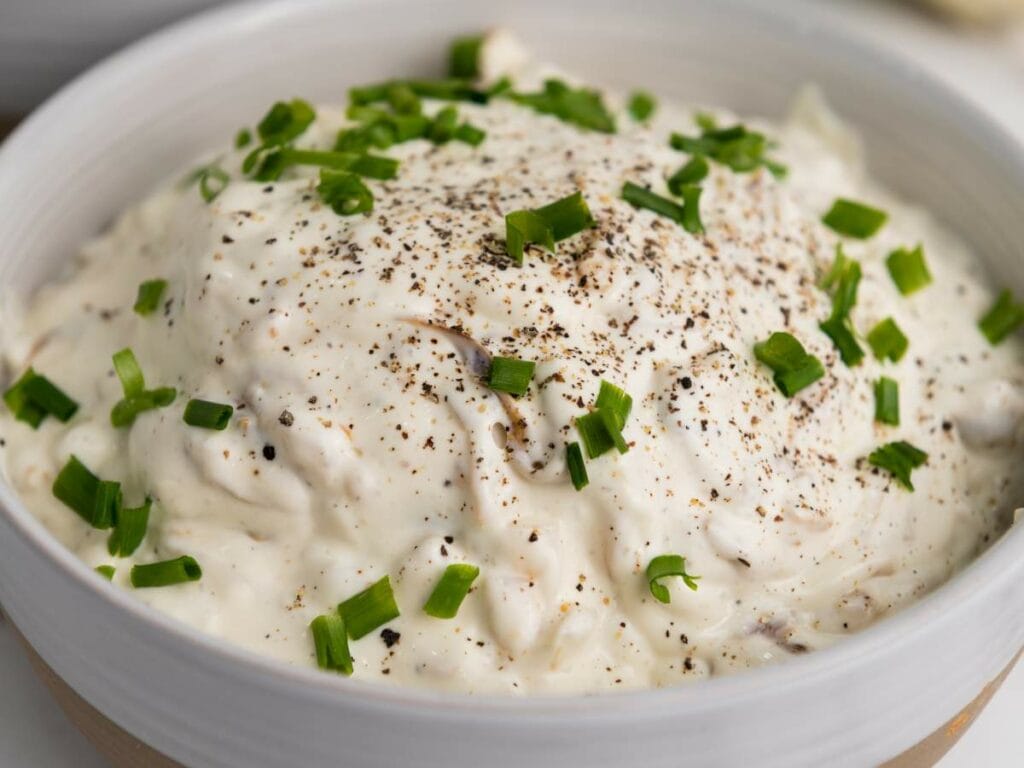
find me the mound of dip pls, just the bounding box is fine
[2,32,1022,694]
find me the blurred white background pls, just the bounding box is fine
[0,0,1021,765]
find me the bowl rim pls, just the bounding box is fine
[1,0,1023,720]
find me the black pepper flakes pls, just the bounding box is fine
[262,445,276,461]
[380,628,401,648]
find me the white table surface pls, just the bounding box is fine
[0,1,1022,766]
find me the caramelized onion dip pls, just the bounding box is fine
[2,33,1022,694]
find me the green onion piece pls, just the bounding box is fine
[130,556,202,588]
[92,480,122,531]
[310,613,353,675]
[108,498,151,557]
[667,155,709,195]
[627,91,656,122]
[828,257,861,319]
[566,442,588,491]
[868,440,927,491]
[819,244,850,292]
[252,148,399,182]
[134,279,167,316]
[509,79,616,133]
[423,563,480,619]
[646,554,700,604]
[486,357,535,397]
[337,576,400,640]
[95,565,116,580]
[110,387,177,428]
[821,198,888,239]
[350,79,486,106]
[449,35,484,79]
[52,455,101,527]
[454,122,486,146]
[3,369,46,428]
[594,380,633,429]
[695,112,718,133]
[256,99,316,146]
[598,407,629,454]
[754,332,825,397]
[874,376,900,426]
[112,348,145,397]
[317,170,373,216]
[819,316,864,367]
[866,317,909,362]
[679,184,704,235]
[533,191,596,241]
[622,182,686,224]
[978,289,1024,345]
[575,411,615,459]
[234,128,252,149]
[183,399,234,430]
[886,245,932,296]
[505,210,555,265]
[486,76,513,98]
[386,82,422,115]
[7,370,79,424]
[428,106,460,144]
[669,123,785,176]
[198,167,229,203]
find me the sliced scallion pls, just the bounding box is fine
[486,357,535,397]
[753,332,825,397]
[183,399,234,430]
[886,245,932,296]
[95,565,116,580]
[868,440,927,491]
[646,554,700,604]
[449,35,484,79]
[108,498,151,557]
[822,198,888,239]
[566,442,588,491]
[627,91,656,122]
[317,170,374,216]
[423,563,480,619]
[337,576,400,640]
[978,289,1024,346]
[134,279,167,316]
[310,613,353,675]
[667,155,709,195]
[4,369,79,427]
[130,556,202,588]
[874,376,900,426]
[866,317,909,363]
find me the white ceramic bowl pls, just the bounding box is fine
[1,1,1022,766]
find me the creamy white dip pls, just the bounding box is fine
[2,36,1022,694]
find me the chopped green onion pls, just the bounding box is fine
[486,357,535,397]
[183,399,234,430]
[4,369,79,427]
[821,198,888,239]
[310,613,353,675]
[52,456,106,528]
[113,348,145,397]
[234,128,252,149]
[505,210,554,265]
[866,317,909,362]
[754,332,825,397]
[386,82,422,115]
[453,122,486,146]
[566,442,588,491]
[667,155,709,195]
[679,184,704,235]
[979,289,1024,345]
[533,191,596,241]
[819,244,851,292]
[3,369,46,428]
[886,245,932,295]
[256,99,316,146]
[819,316,864,367]
[695,112,718,133]
[197,167,229,203]
[110,387,177,428]
[317,170,373,216]
[92,480,122,531]
[428,106,459,144]
[874,376,900,426]
[133,279,167,316]
[594,380,632,429]
[95,565,116,580]
[868,440,927,491]
[108,498,151,557]
[509,79,616,133]
[252,148,399,183]
[819,256,864,366]
[351,79,488,105]
[646,554,700,604]
[627,91,656,122]
[598,407,629,454]
[449,35,484,79]
[423,563,480,619]
[575,411,615,459]
[622,182,686,224]
[504,191,595,264]
[130,556,202,588]
[670,123,785,177]
[337,576,400,640]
